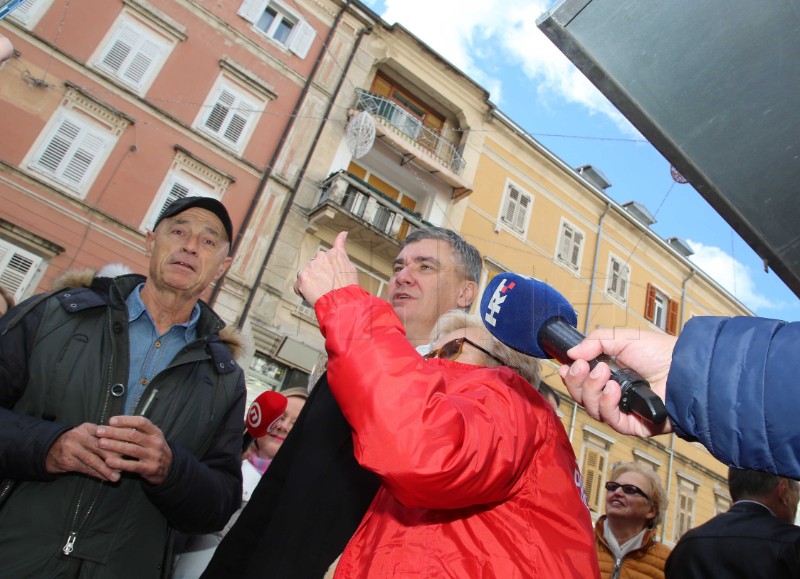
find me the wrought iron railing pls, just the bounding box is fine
[314,171,428,243]
[354,88,466,175]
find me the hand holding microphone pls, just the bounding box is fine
[480,273,668,427]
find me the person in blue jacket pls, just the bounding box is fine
[559,316,800,479]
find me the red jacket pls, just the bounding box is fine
[318,286,599,579]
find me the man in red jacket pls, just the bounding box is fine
[293,232,599,578]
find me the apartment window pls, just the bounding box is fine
[28,111,114,197]
[644,283,678,335]
[556,219,584,272]
[581,446,607,513]
[93,16,173,93]
[142,149,232,232]
[499,182,532,235]
[607,255,630,303]
[7,0,53,28]
[580,426,615,514]
[0,239,42,302]
[674,476,698,540]
[714,491,731,516]
[197,79,262,152]
[237,0,317,58]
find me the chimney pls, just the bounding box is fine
[622,201,656,227]
[576,165,612,191]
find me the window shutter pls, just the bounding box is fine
[0,241,41,301]
[558,225,572,261]
[237,0,271,24]
[667,298,679,335]
[581,448,605,511]
[37,118,81,174]
[514,194,530,232]
[205,89,235,133]
[644,283,656,322]
[502,188,518,224]
[101,26,138,74]
[287,19,316,59]
[223,101,252,144]
[61,132,106,186]
[570,231,583,268]
[8,0,38,24]
[608,259,620,293]
[619,266,628,300]
[35,117,109,189]
[123,38,162,86]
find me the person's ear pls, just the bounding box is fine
[456,280,478,309]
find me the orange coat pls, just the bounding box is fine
[595,516,671,579]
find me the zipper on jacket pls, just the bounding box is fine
[612,558,621,579]
[62,313,120,556]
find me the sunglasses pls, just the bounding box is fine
[605,481,650,500]
[424,337,507,367]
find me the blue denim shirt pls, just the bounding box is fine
[124,284,200,415]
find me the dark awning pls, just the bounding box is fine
[538,0,800,297]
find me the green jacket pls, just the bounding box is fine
[0,272,246,578]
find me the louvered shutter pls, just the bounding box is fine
[644,283,656,322]
[287,19,316,59]
[237,0,270,24]
[0,241,41,301]
[514,194,530,232]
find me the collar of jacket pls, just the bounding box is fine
[54,273,238,376]
[595,515,659,552]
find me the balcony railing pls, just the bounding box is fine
[354,89,466,176]
[313,171,428,244]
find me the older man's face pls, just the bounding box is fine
[145,207,232,299]
[388,239,475,344]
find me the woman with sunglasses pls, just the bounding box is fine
[596,462,671,578]
[296,232,599,578]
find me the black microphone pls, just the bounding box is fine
[480,272,667,424]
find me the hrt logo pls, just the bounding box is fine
[247,403,263,429]
[483,278,515,327]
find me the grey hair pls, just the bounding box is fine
[430,310,541,386]
[609,462,669,529]
[403,226,482,284]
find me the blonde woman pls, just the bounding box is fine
[595,462,671,578]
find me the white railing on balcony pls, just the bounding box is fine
[354,89,466,176]
[314,171,427,243]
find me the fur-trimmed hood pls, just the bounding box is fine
[51,267,247,362]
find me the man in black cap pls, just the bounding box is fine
[0,196,246,578]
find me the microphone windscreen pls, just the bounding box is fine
[246,390,288,439]
[480,272,578,358]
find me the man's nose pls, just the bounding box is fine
[393,266,413,285]
[181,235,200,254]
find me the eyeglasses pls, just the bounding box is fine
[605,481,650,500]
[424,337,507,367]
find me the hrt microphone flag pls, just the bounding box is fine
[481,272,578,359]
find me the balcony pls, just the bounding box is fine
[353,89,472,194]
[308,171,429,260]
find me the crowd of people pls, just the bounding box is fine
[1,189,799,578]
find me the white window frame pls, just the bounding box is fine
[91,13,174,94]
[237,0,317,58]
[7,0,54,29]
[196,77,263,153]
[653,289,669,330]
[498,180,533,236]
[0,238,43,302]
[606,254,630,304]
[556,218,585,272]
[26,109,116,198]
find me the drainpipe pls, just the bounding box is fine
[583,202,611,334]
[680,268,696,332]
[237,23,372,329]
[210,1,351,306]
[662,432,676,542]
